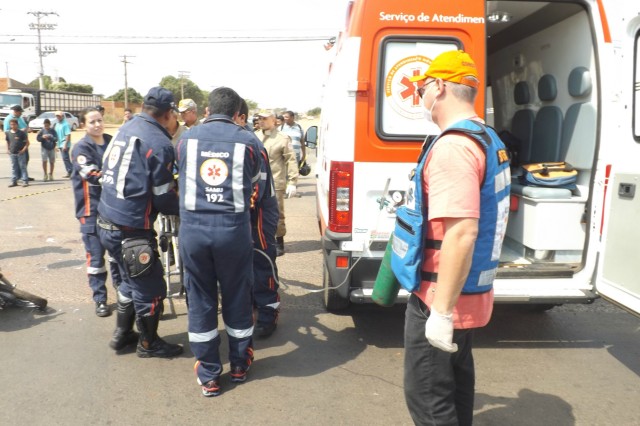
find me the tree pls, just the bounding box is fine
[245,99,258,111]
[50,82,93,93]
[307,107,321,117]
[27,75,66,90]
[159,75,205,111]
[106,88,144,104]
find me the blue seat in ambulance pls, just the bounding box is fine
[530,74,562,163]
[560,66,596,180]
[512,74,570,199]
[510,81,535,163]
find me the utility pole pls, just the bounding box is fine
[178,70,190,99]
[28,11,58,90]
[120,55,135,109]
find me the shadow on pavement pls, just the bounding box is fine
[285,238,322,255]
[474,390,575,425]
[0,305,63,333]
[0,246,72,260]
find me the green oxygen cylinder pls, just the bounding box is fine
[372,234,401,307]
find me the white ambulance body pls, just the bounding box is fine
[312,0,640,316]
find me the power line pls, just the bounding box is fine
[0,36,333,45]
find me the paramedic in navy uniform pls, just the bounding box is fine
[97,87,183,358]
[176,87,262,397]
[70,107,123,318]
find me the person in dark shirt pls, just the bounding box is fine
[5,118,30,187]
[36,119,58,181]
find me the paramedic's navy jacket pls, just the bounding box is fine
[98,113,178,228]
[176,115,261,216]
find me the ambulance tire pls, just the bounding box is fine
[323,264,349,311]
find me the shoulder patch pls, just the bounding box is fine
[496,149,510,165]
[77,154,87,165]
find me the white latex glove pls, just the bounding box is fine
[425,307,458,353]
[286,184,297,198]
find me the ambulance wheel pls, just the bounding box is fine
[323,264,349,311]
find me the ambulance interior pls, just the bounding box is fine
[485,1,598,278]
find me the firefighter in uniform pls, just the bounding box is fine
[237,99,280,338]
[70,107,123,318]
[97,87,183,358]
[255,110,298,256]
[176,87,262,397]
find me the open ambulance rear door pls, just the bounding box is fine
[596,167,640,317]
[595,13,640,317]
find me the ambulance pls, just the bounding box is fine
[308,0,640,316]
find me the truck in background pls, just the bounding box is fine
[0,88,101,126]
[310,0,640,318]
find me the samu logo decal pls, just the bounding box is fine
[107,146,121,169]
[200,158,229,186]
[384,55,432,119]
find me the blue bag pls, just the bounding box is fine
[520,161,577,189]
[390,137,434,292]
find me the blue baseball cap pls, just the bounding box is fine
[143,87,178,112]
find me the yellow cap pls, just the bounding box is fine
[409,50,479,88]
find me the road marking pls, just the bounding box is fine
[0,184,69,202]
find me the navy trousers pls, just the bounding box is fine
[252,211,280,326]
[97,226,166,316]
[81,230,122,303]
[180,213,254,384]
[404,294,476,426]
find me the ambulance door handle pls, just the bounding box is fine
[618,183,635,199]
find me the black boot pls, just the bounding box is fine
[276,237,285,257]
[136,311,183,358]
[109,298,138,350]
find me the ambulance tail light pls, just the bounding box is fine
[328,161,353,233]
[510,195,519,212]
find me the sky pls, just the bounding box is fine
[0,0,349,112]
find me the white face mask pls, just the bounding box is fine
[422,85,438,124]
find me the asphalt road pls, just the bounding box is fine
[1,128,639,425]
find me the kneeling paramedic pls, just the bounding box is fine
[403,50,510,425]
[176,87,262,397]
[97,87,183,358]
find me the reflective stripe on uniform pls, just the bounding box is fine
[184,138,199,211]
[152,180,174,196]
[189,328,220,343]
[87,265,107,275]
[225,324,254,339]
[116,137,138,199]
[117,290,132,304]
[265,301,280,310]
[232,143,245,213]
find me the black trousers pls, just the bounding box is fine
[404,294,476,426]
